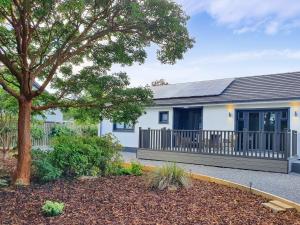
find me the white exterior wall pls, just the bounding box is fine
[203,101,300,156]
[35,109,64,123]
[100,100,300,155]
[100,107,173,148]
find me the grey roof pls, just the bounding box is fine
[153,72,300,106]
[151,78,234,99]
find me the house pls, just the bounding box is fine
[100,72,300,173]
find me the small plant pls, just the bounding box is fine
[130,161,143,176]
[146,163,191,190]
[42,200,64,217]
[108,161,143,176]
[0,178,8,188]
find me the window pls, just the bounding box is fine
[113,123,134,132]
[159,111,169,124]
[236,109,289,132]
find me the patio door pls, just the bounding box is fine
[173,108,203,130]
[236,109,289,151]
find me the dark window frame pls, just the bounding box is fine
[159,111,169,124]
[234,108,290,132]
[113,122,135,132]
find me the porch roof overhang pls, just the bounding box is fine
[152,97,300,107]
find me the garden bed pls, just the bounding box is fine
[1,176,300,225]
[0,158,16,177]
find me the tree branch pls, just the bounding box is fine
[31,102,103,111]
[0,52,21,80]
[0,76,20,99]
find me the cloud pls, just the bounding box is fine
[111,49,300,86]
[189,49,300,64]
[175,0,300,34]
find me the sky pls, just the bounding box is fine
[112,0,300,86]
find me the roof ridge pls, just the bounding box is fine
[151,71,300,87]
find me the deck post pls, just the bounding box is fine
[138,127,142,149]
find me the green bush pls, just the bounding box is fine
[31,124,45,140]
[0,178,8,188]
[130,161,143,176]
[42,201,64,217]
[107,161,143,176]
[50,125,75,137]
[32,149,62,183]
[146,163,191,190]
[33,159,62,183]
[81,126,98,137]
[50,135,122,177]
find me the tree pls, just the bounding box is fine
[0,0,193,185]
[151,79,169,86]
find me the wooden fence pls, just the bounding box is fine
[0,122,98,150]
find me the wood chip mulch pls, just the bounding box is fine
[0,158,16,177]
[0,176,300,225]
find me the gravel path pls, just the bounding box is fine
[122,152,300,204]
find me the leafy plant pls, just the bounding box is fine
[107,161,143,176]
[0,178,8,188]
[50,125,75,138]
[80,126,98,137]
[31,124,45,140]
[50,135,122,177]
[42,201,64,217]
[32,159,62,183]
[31,149,62,183]
[146,163,191,190]
[130,161,143,176]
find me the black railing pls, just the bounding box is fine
[139,128,298,160]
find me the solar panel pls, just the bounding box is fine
[151,78,235,99]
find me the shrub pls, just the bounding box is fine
[50,125,75,138]
[33,159,62,183]
[81,126,98,137]
[50,135,122,177]
[106,161,143,176]
[31,149,62,183]
[130,161,143,176]
[42,201,64,217]
[0,178,8,188]
[146,163,191,190]
[31,124,45,140]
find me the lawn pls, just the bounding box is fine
[1,173,300,225]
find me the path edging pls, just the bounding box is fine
[123,162,300,212]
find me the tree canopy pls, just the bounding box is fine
[0,0,193,122]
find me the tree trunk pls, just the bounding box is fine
[13,98,32,185]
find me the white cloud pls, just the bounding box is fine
[111,49,300,86]
[175,0,300,34]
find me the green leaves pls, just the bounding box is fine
[0,0,193,125]
[42,201,64,217]
[0,0,11,8]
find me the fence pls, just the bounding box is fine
[139,128,298,160]
[0,122,98,150]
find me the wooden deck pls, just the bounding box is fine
[137,128,297,173]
